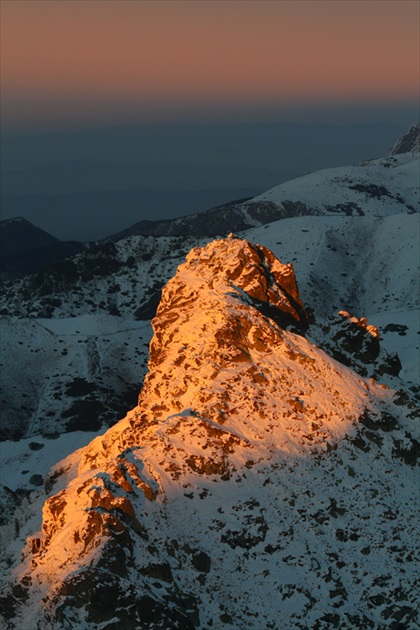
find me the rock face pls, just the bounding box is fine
[388,123,420,155]
[1,238,418,629]
[312,310,402,379]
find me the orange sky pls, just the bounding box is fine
[1,0,419,127]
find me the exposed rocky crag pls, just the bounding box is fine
[1,238,418,630]
[310,310,403,380]
[388,123,420,155]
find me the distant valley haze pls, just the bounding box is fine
[0,0,418,240]
[1,120,416,241]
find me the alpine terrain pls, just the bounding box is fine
[0,125,419,629]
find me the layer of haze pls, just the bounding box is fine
[2,0,418,129]
[0,0,418,240]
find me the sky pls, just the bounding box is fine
[1,0,419,131]
[0,0,419,240]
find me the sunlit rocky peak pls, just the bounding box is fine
[1,238,418,629]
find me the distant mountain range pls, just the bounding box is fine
[2,124,418,279]
[0,217,85,281]
[1,121,409,241]
[0,216,60,256]
[109,147,419,240]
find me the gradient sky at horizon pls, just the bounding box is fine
[1,0,419,130]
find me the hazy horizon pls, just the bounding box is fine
[1,119,413,241]
[0,0,418,240]
[2,0,418,131]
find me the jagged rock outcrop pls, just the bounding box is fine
[313,310,402,379]
[1,238,418,630]
[388,123,420,155]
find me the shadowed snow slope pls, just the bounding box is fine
[246,152,419,218]
[0,238,418,630]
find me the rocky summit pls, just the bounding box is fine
[0,238,418,630]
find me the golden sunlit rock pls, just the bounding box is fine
[1,238,417,629]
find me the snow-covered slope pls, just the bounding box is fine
[244,212,419,319]
[1,238,418,629]
[105,151,419,240]
[0,315,151,441]
[0,237,202,319]
[0,237,204,442]
[245,152,418,218]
